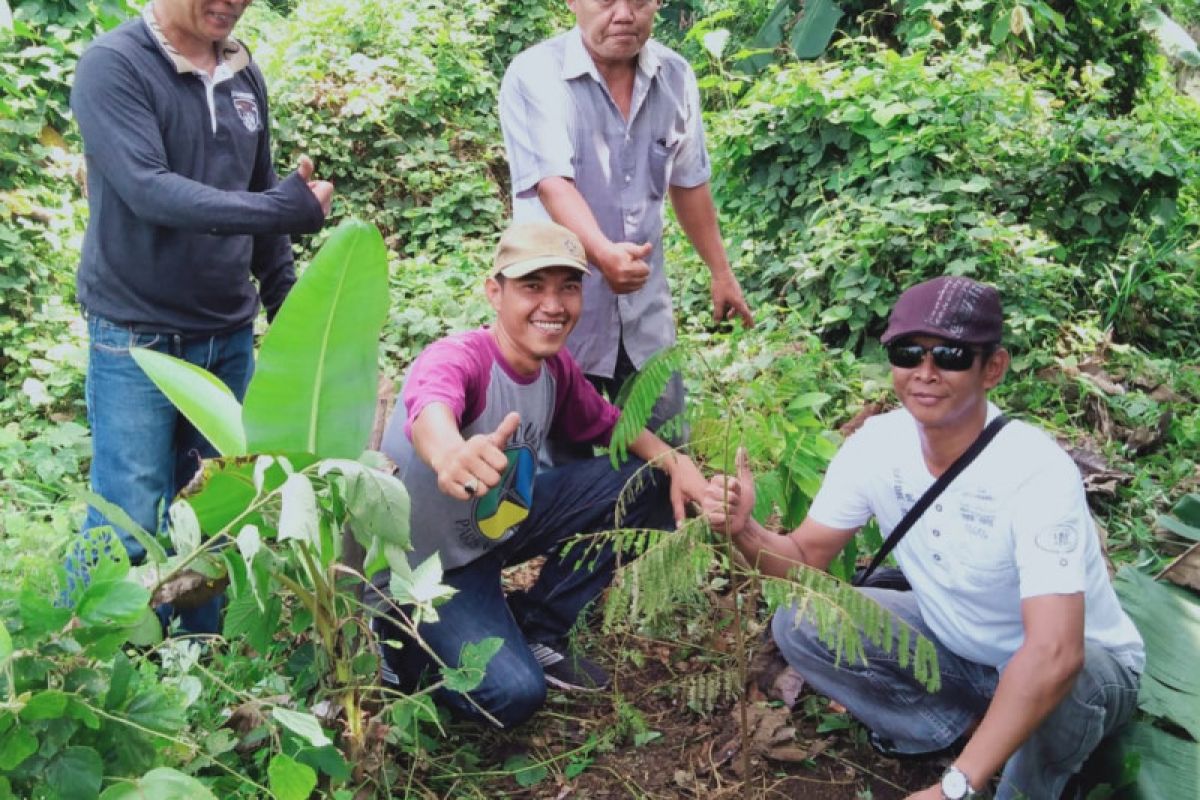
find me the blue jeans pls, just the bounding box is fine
[68,314,254,633]
[773,588,1140,799]
[375,455,674,728]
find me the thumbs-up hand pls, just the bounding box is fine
[296,154,334,218]
[701,447,756,537]
[600,240,653,294]
[433,412,520,501]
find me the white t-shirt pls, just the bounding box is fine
[808,404,1144,672]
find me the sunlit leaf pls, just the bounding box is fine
[318,458,411,550]
[278,473,319,545]
[130,348,246,456]
[269,753,317,800]
[98,767,218,800]
[271,708,332,747]
[441,636,503,694]
[244,219,390,458]
[168,500,202,555]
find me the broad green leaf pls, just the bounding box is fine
[278,473,319,544]
[124,686,188,734]
[271,707,332,747]
[1115,567,1200,739]
[45,746,103,800]
[127,607,165,648]
[0,624,10,665]
[789,0,843,60]
[268,753,317,800]
[244,219,390,458]
[318,459,411,550]
[130,348,246,456]
[76,580,150,627]
[503,753,548,788]
[441,636,503,694]
[98,767,218,800]
[223,591,281,654]
[168,500,202,555]
[0,726,37,770]
[20,690,68,720]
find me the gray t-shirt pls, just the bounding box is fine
[380,328,620,574]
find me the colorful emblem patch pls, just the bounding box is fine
[474,446,535,541]
[230,90,260,132]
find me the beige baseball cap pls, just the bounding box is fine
[492,221,590,278]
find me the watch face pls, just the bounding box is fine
[941,769,968,798]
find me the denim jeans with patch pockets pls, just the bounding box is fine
[772,587,1140,799]
[67,314,254,634]
[373,454,675,729]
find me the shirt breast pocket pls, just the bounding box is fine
[647,136,679,200]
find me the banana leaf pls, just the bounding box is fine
[130,348,247,457]
[1092,721,1200,800]
[243,219,390,458]
[1157,493,1200,541]
[790,0,843,60]
[1114,566,1200,740]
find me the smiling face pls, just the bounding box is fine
[891,335,1008,433]
[154,0,250,53]
[486,267,584,375]
[567,0,660,70]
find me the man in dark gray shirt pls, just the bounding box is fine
[67,0,333,631]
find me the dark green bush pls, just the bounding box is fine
[704,41,1200,354]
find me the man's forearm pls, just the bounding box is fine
[952,641,1083,791]
[536,177,616,269]
[730,519,811,579]
[669,183,732,277]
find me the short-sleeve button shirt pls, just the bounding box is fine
[499,27,711,378]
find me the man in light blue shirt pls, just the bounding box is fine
[499,0,753,443]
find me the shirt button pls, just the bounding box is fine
[932,529,940,537]
[933,553,942,562]
[935,503,943,512]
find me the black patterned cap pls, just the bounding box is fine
[881,276,1004,345]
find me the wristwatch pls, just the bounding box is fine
[940,765,977,799]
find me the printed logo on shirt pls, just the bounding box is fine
[473,444,536,541]
[1035,523,1081,554]
[231,91,261,133]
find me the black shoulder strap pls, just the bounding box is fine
[852,414,1010,587]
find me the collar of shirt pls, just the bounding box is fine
[141,1,249,75]
[560,25,661,83]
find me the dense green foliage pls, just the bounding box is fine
[2,0,1199,796]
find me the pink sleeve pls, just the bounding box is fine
[401,335,489,439]
[547,352,620,445]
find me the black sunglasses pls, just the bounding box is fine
[886,341,982,371]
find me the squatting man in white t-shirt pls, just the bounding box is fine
[700,276,1144,800]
